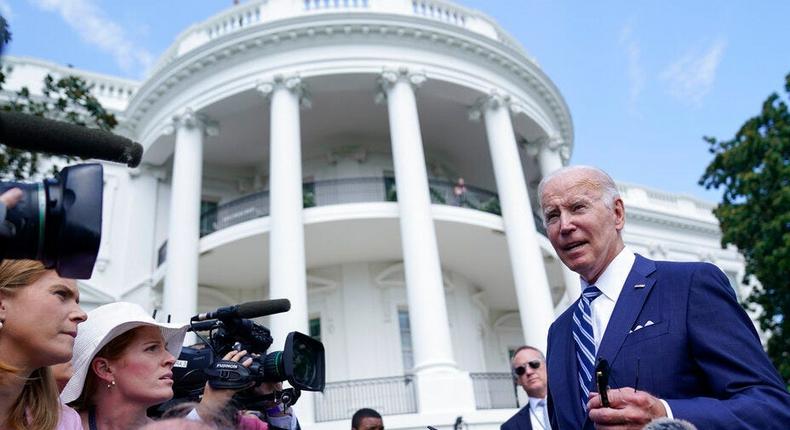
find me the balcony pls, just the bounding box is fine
[470,372,519,409]
[312,373,519,421]
[200,177,509,237]
[156,177,547,266]
[314,375,417,422]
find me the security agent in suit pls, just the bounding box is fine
[538,165,790,430]
[501,346,551,430]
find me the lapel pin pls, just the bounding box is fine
[634,284,645,289]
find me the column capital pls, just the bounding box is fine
[164,108,219,137]
[541,134,571,162]
[256,74,312,108]
[374,67,427,104]
[467,90,514,122]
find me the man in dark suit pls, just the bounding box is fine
[502,346,550,430]
[538,165,790,430]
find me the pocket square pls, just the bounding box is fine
[629,320,655,334]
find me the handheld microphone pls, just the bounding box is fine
[0,111,143,167]
[643,418,698,430]
[192,298,291,322]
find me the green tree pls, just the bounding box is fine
[0,19,117,179]
[699,72,790,384]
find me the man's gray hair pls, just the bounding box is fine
[537,165,620,210]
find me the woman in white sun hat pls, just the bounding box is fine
[61,301,250,429]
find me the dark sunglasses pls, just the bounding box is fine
[513,360,542,376]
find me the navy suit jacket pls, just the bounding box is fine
[501,404,533,430]
[546,254,790,430]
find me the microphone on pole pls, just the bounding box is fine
[0,111,144,167]
[192,298,291,322]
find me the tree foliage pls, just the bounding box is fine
[0,21,117,179]
[700,72,790,384]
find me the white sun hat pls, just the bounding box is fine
[60,301,189,404]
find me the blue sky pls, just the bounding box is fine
[2,0,789,201]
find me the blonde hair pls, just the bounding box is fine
[0,260,62,430]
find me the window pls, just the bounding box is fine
[398,309,414,371]
[309,317,321,342]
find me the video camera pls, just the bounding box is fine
[0,111,143,278]
[162,298,325,412]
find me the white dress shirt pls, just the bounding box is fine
[577,246,673,417]
[528,396,550,430]
[579,247,635,350]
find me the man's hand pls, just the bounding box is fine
[0,188,22,209]
[197,349,253,419]
[587,387,667,429]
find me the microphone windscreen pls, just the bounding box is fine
[643,418,697,430]
[236,299,291,319]
[0,111,143,167]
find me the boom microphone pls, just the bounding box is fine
[0,111,143,167]
[192,299,291,322]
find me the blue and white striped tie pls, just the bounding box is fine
[573,285,602,412]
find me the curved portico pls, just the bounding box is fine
[128,0,574,425]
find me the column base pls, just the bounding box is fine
[415,369,476,414]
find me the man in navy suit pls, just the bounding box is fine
[502,346,551,430]
[538,166,790,430]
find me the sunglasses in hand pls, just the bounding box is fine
[513,360,542,376]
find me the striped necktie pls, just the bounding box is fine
[573,285,602,412]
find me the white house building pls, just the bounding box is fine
[1,1,747,429]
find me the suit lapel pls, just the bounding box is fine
[519,404,533,430]
[596,255,657,365]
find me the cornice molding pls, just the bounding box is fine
[126,14,572,146]
[626,207,720,236]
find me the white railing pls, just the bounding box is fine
[304,0,370,11]
[617,182,717,215]
[411,0,467,27]
[0,57,139,111]
[147,0,520,76]
[206,2,263,40]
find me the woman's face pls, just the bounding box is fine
[0,270,86,370]
[108,326,177,407]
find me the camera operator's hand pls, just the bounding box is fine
[196,349,253,420]
[0,188,23,209]
[253,382,286,417]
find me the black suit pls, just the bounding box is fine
[501,404,534,430]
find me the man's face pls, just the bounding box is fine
[355,417,384,430]
[540,170,625,283]
[512,348,547,398]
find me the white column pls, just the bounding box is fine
[378,68,475,413]
[537,135,568,176]
[471,92,554,353]
[163,109,217,328]
[257,76,310,343]
[536,136,581,306]
[256,76,314,424]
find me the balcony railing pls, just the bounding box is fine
[470,372,519,409]
[314,375,417,422]
[155,177,546,264]
[199,176,511,237]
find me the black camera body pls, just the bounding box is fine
[0,163,103,278]
[162,303,325,412]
